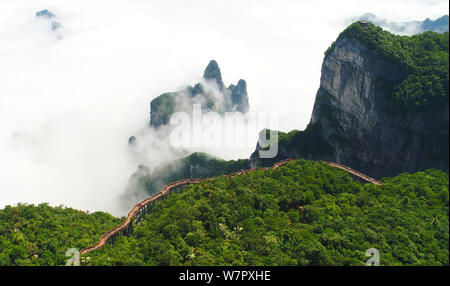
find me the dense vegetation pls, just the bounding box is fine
[137,152,251,195]
[86,160,448,266]
[0,203,120,266]
[1,160,447,266]
[327,21,449,111]
[251,125,334,166]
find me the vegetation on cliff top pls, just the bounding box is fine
[326,21,449,111]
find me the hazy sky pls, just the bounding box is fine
[0,0,448,215]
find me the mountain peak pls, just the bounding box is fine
[36,9,55,19]
[203,60,224,89]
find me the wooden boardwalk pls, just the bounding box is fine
[80,159,381,257]
[322,161,382,185]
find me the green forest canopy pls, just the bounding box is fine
[138,152,250,195]
[2,159,447,266]
[0,204,119,266]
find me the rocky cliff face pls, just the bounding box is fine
[252,22,449,178]
[311,36,448,178]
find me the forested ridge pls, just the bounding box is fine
[1,160,447,266]
[137,152,250,195]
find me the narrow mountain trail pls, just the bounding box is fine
[322,161,383,185]
[79,159,381,257]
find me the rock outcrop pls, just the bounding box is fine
[229,79,249,113]
[203,60,224,89]
[149,60,249,128]
[252,21,449,179]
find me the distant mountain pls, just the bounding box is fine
[421,15,449,33]
[352,13,449,35]
[35,9,62,32]
[125,61,251,206]
[149,60,249,128]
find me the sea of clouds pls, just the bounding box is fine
[0,0,447,215]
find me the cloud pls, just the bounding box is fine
[0,0,448,215]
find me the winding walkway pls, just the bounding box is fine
[322,161,382,185]
[80,159,380,257]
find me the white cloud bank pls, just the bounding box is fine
[0,0,448,215]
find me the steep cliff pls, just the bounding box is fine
[252,21,449,178]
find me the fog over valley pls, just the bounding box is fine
[0,0,448,216]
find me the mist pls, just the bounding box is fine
[0,0,448,216]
